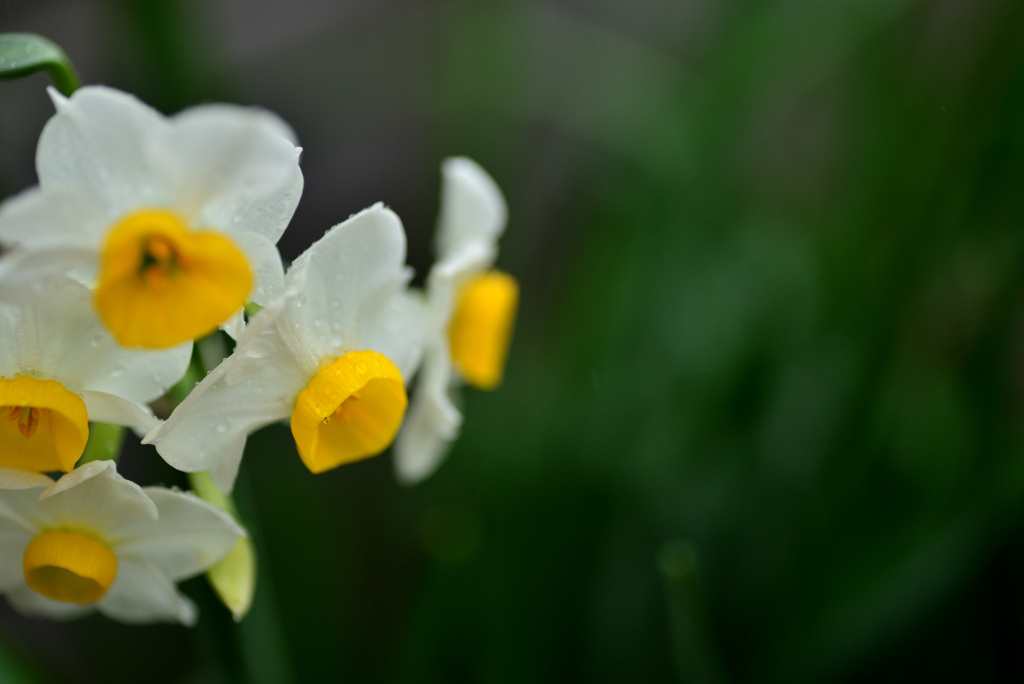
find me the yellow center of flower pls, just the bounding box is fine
[448,270,519,389]
[94,209,253,348]
[0,377,89,472]
[290,351,407,474]
[23,530,118,605]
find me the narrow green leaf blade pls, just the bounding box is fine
[0,33,79,95]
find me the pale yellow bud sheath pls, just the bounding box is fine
[94,209,252,348]
[23,530,118,605]
[448,270,519,389]
[291,350,407,473]
[0,377,88,472]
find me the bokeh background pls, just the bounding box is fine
[3,0,1024,681]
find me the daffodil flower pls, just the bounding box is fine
[0,85,303,348]
[0,276,189,473]
[0,460,242,624]
[144,204,425,491]
[393,158,518,484]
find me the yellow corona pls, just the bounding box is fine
[23,530,118,605]
[448,271,519,389]
[94,209,252,348]
[291,351,407,474]
[0,377,88,472]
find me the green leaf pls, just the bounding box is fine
[0,33,79,95]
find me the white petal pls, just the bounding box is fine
[97,555,196,625]
[393,387,458,485]
[6,584,92,621]
[287,204,410,360]
[0,302,16,375]
[419,341,461,431]
[0,526,33,591]
[110,488,241,581]
[0,185,108,248]
[359,289,428,381]
[0,277,190,403]
[436,157,507,262]
[0,466,54,491]
[80,391,159,436]
[230,231,286,307]
[145,296,309,491]
[393,344,462,484]
[148,104,303,243]
[0,472,49,589]
[423,240,494,339]
[221,309,246,341]
[37,86,166,216]
[0,246,96,300]
[36,461,158,534]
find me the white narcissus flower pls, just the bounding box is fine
[0,460,242,625]
[0,85,303,348]
[0,276,189,473]
[393,158,518,485]
[144,204,425,491]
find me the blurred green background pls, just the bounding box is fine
[4,0,1024,681]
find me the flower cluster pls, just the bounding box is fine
[0,85,516,624]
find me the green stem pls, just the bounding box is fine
[168,348,206,405]
[232,470,295,684]
[659,539,728,684]
[189,470,237,516]
[164,326,289,677]
[78,423,126,465]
